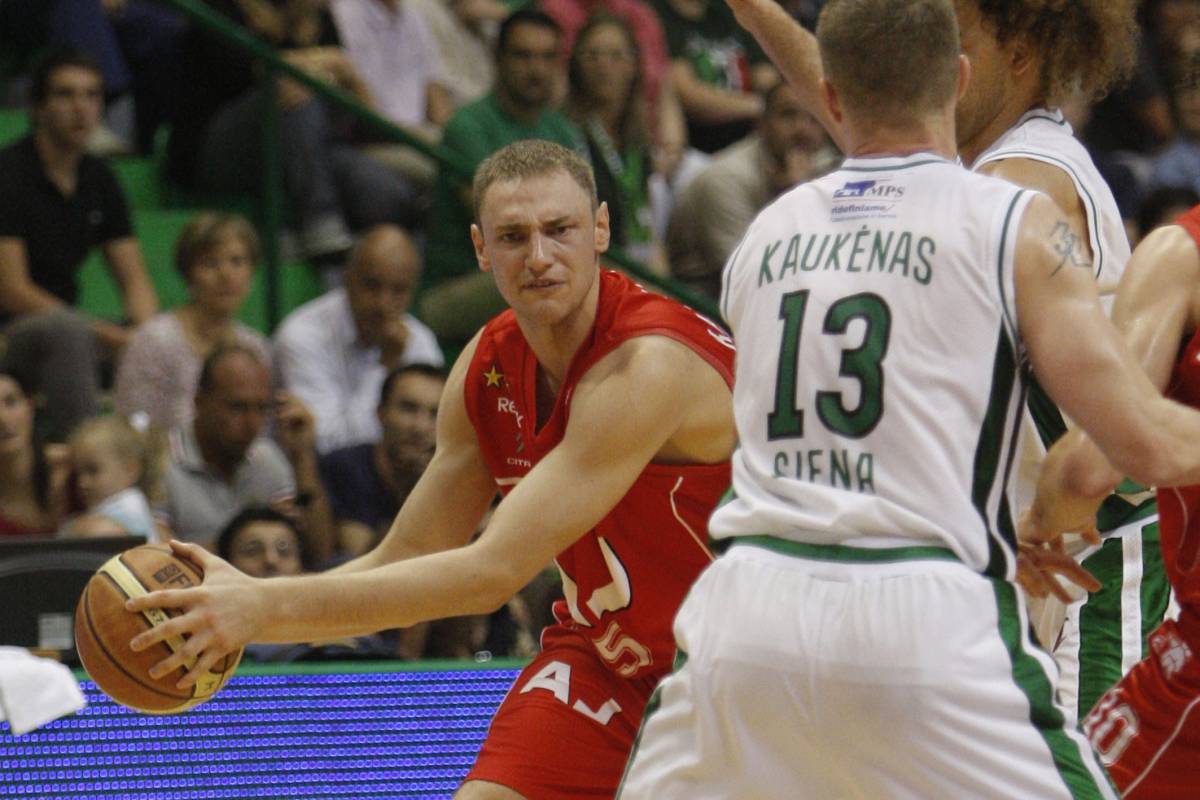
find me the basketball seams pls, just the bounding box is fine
[82,578,192,704]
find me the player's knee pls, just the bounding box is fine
[453,779,528,800]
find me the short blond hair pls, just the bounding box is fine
[175,212,260,282]
[473,140,597,224]
[818,0,960,126]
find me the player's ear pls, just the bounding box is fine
[471,224,491,273]
[594,201,611,254]
[819,77,843,125]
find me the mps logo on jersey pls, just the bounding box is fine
[832,178,905,221]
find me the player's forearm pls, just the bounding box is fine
[1121,395,1200,488]
[723,0,840,147]
[258,543,514,642]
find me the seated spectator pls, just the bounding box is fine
[0,371,71,537]
[651,0,777,154]
[407,0,501,111]
[216,506,395,661]
[168,0,418,261]
[1135,185,1200,243]
[275,225,443,454]
[420,8,586,347]
[330,0,453,187]
[320,363,445,556]
[159,345,334,561]
[63,415,159,541]
[567,14,665,270]
[0,48,158,441]
[668,81,834,298]
[1151,62,1200,196]
[114,212,270,433]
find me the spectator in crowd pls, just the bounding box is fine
[216,506,395,661]
[652,0,776,154]
[329,0,453,191]
[0,371,71,538]
[541,0,688,177]
[114,212,270,433]
[420,8,585,347]
[0,0,184,154]
[168,0,418,262]
[64,415,159,541]
[668,81,832,297]
[0,48,158,442]
[1136,185,1200,243]
[567,14,665,270]
[320,363,445,556]
[275,224,443,454]
[1152,61,1200,195]
[407,0,502,111]
[159,345,334,562]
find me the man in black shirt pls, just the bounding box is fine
[0,48,158,440]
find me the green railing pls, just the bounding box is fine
[157,0,723,325]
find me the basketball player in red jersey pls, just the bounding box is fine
[125,140,737,799]
[1024,206,1200,797]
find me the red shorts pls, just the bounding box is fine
[464,624,661,798]
[1083,613,1200,798]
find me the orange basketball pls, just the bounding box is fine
[74,544,242,714]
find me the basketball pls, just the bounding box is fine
[74,544,242,714]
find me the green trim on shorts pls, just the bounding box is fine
[990,579,1118,799]
[1095,494,1157,535]
[615,649,687,798]
[1075,517,1168,716]
[729,535,959,563]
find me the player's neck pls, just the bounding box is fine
[843,123,956,161]
[959,92,1046,166]
[517,274,602,396]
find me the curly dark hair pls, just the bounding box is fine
[974,0,1138,104]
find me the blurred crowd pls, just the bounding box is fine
[3,0,1200,661]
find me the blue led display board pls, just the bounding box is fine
[1,661,523,799]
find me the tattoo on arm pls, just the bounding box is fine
[1049,221,1093,277]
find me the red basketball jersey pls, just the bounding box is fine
[1159,207,1200,613]
[464,269,735,681]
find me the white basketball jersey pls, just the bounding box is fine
[973,108,1130,300]
[711,153,1034,578]
[976,108,1133,511]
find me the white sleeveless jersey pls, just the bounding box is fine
[973,108,1130,301]
[976,109,1133,511]
[711,153,1034,578]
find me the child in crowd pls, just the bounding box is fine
[65,416,161,541]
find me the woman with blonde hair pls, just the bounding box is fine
[114,212,271,432]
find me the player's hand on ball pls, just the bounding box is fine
[126,540,265,689]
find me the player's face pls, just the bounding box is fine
[953,0,1009,150]
[0,376,34,457]
[229,521,303,578]
[73,439,139,509]
[472,170,609,328]
[187,234,256,318]
[378,372,443,472]
[36,66,104,152]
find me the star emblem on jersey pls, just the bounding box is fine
[484,365,504,387]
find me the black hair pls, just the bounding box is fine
[497,8,561,56]
[216,506,306,565]
[378,363,448,409]
[29,47,104,106]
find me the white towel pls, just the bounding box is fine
[0,647,87,736]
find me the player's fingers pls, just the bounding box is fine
[1028,549,1101,593]
[1080,524,1102,546]
[1015,554,1050,598]
[167,540,213,572]
[126,588,191,614]
[128,606,199,652]
[177,649,224,690]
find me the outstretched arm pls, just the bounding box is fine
[128,336,729,687]
[723,0,842,149]
[1022,222,1200,541]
